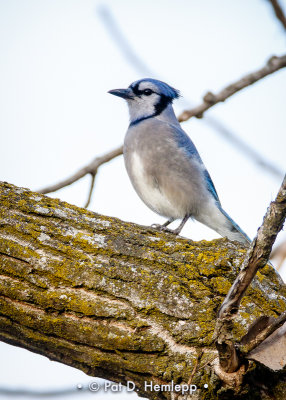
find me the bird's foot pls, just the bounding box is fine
[151,223,178,235]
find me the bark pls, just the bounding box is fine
[0,181,285,400]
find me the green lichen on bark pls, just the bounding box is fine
[0,181,285,400]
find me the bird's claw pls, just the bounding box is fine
[151,223,162,229]
[151,224,177,234]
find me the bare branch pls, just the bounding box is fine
[38,145,123,194]
[97,5,153,76]
[84,173,96,208]
[267,0,286,31]
[239,311,286,354]
[178,55,286,122]
[218,174,286,319]
[215,174,286,372]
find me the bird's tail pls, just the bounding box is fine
[217,206,250,245]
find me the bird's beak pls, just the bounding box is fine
[108,88,134,100]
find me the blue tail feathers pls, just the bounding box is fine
[218,205,251,244]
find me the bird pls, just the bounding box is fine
[108,78,250,244]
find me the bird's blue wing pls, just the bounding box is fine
[172,126,201,158]
[172,126,220,203]
[203,169,220,203]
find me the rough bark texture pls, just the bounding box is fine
[0,181,285,400]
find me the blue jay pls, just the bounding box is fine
[109,78,250,244]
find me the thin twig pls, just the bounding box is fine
[38,146,123,194]
[214,174,286,372]
[97,5,153,77]
[178,55,286,122]
[239,311,286,354]
[85,173,96,208]
[268,0,286,31]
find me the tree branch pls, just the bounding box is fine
[178,54,286,121]
[38,145,123,195]
[97,5,154,77]
[84,173,96,208]
[239,310,286,354]
[215,174,286,372]
[1,181,286,398]
[219,174,286,318]
[268,0,286,31]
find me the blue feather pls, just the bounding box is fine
[203,170,220,203]
[218,205,250,243]
[130,78,180,100]
[172,127,220,203]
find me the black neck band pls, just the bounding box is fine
[129,114,156,127]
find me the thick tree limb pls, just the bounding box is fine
[1,181,286,399]
[215,175,286,373]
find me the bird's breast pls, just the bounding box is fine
[125,151,182,218]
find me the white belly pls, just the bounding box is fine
[129,152,181,218]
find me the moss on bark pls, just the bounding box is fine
[0,181,285,399]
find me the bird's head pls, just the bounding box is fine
[108,78,180,125]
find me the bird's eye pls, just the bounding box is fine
[143,89,153,96]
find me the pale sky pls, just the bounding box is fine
[0,0,286,398]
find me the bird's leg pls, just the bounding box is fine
[152,215,189,235]
[171,214,189,235]
[162,218,174,228]
[151,218,174,231]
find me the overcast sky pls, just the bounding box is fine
[0,0,286,399]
